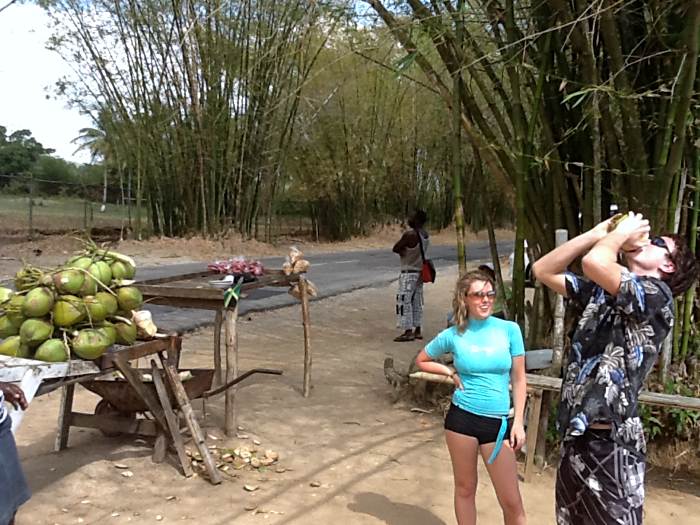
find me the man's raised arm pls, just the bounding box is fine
[531,220,611,296]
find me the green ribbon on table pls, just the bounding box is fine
[223,281,243,308]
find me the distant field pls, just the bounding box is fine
[0,194,312,240]
[0,194,140,233]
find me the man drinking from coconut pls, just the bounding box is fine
[532,212,698,524]
[0,382,31,525]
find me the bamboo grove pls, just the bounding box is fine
[364,0,700,375]
[40,0,465,241]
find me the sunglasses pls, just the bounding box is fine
[650,236,671,256]
[467,290,497,299]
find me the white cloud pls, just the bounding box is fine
[0,3,91,163]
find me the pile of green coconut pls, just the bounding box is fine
[0,243,145,363]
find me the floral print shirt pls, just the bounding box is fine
[559,268,674,453]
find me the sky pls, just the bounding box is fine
[0,3,91,163]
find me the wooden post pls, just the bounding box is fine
[54,384,75,451]
[28,175,34,242]
[550,229,569,375]
[160,359,222,485]
[213,309,223,386]
[224,304,239,435]
[299,275,312,397]
[534,229,569,468]
[524,389,543,482]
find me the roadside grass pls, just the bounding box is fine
[0,194,141,232]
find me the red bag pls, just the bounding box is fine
[421,259,436,283]
[416,229,436,283]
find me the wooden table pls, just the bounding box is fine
[138,268,313,436]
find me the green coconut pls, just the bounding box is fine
[95,292,118,316]
[94,261,112,285]
[5,295,26,328]
[71,329,111,360]
[53,295,86,327]
[116,287,143,311]
[34,338,69,362]
[110,261,128,280]
[78,272,98,296]
[114,321,137,345]
[96,322,117,346]
[65,255,93,270]
[0,287,13,305]
[19,318,53,348]
[0,335,21,356]
[53,269,86,295]
[83,296,108,323]
[111,261,135,281]
[22,287,55,318]
[0,315,19,338]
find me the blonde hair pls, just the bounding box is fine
[452,270,495,333]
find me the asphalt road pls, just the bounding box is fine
[137,240,514,333]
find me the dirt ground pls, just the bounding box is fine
[12,262,700,525]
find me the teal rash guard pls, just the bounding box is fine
[425,316,525,461]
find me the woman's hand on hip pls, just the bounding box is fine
[509,422,526,451]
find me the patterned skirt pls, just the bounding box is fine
[0,417,31,525]
[396,272,423,330]
[556,429,645,525]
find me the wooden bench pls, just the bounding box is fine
[409,356,700,482]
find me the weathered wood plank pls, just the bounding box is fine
[409,372,700,411]
[0,356,99,382]
[100,339,173,368]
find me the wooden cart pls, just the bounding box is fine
[137,268,313,436]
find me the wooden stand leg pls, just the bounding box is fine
[151,360,193,477]
[54,383,75,452]
[299,276,312,398]
[213,309,223,386]
[160,358,221,485]
[524,389,543,482]
[224,305,239,436]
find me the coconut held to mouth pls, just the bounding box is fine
[607,212,650,251]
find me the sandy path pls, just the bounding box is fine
[13,266,699,524]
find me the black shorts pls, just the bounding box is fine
[444,403,512,444]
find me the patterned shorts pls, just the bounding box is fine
[556,429,645,525]
[396,272,423,330]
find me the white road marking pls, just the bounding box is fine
[313,260,359,267]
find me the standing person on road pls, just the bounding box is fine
[415,270,527,525]
[393,210,430,342]
[532,212,698,524]
[0,382,31,525]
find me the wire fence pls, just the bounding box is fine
[0,174,138,241]
[0,176,319,242]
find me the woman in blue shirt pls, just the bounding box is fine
[416,269,527,525]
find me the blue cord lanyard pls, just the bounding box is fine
[487,416,508,464]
